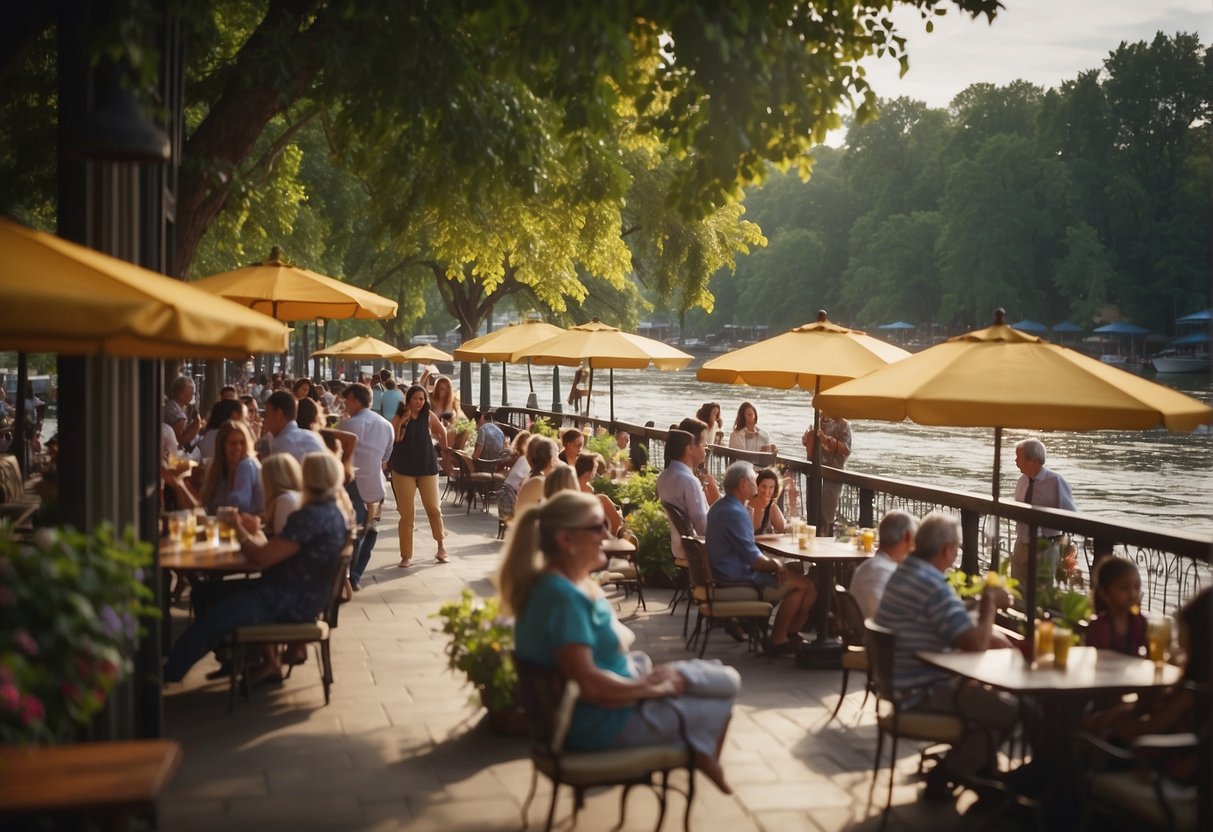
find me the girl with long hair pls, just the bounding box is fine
[200,420,263,515]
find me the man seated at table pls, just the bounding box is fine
[705,461,817,656]
[655,421,720,557]
[264,391,326,462]
[849,509,918,619]
[875,511,1018,799]
[472,408,506,464]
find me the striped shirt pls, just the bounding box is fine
[875,556,973,689]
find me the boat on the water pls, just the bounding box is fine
[1153,309,1210,374]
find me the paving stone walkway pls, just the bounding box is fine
[161,493,1029,831]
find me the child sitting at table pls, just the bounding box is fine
[1085,556,1147,656]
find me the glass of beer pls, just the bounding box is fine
[861,529,875,552]
[180,512,197,548]
[1053,626,1073,669]
[1035,619,1055,659]
[1146,616,1172,667]
[217,506,239,542]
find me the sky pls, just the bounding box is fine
[831,0,1211,139]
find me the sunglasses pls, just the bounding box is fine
[572,519,609,533]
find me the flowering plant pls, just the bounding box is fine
[1,524,157,744]
[433,590,517,711]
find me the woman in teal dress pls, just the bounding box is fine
[499,491,739,794]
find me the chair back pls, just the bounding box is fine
[514,655,580,754]
[661,501,694,537]
[681,535,714,592]
[321,551,353,628]
[833,585,867,647]
[864,619,897,702]
[616,525,639,550]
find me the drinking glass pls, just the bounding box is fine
[180,513,197,548]
[1035,619,1055,658]
[861,529,875,552]
[217,506,239,542]
[1053,626,1073,668]
[1146,616,1172,667]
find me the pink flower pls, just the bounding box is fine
[60,681,82,703]
[19,693,45,726]
[13,630,38,656]
[0,682,19,711]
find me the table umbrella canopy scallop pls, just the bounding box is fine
[697,312,911,391]
[311,335,403,359]
[190,247,397,321]
[813,317,1211,433]
[453,320,566,362]
[0,217,289,358]
[511,318,694,370]
[398,344,454,363]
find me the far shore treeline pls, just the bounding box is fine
[693,31,1211,340]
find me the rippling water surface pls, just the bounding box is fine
[463,358,1213,534]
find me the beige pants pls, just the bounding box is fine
[391,473,444,559]
[1012,538,1061,590]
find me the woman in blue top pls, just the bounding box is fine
[199,420,263,514]
[164,452,350,685]
[500,491,739,794]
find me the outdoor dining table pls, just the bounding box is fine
[915,646,1182,828]
[158,535,254,651]
[756,533,872,654]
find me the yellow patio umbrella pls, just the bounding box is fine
[813,309,1213,656]
[311,335,403,359]
[190,247,397,321]
[697,311,911,533]
[453,319,566,405]
[398,344,454,363]
[0,217,290,358]
[512,317,693,421]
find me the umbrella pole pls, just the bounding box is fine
[527,360,534,392]
[990,427,1003,570]
[500,361,508,407]
[809,379,823,530]
[551,366,562,413]
[609,368,615,424]
[1025,529,1038,664]
[585,366,593,419]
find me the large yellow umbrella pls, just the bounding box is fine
[697,311,911,532]
[698,312,911,391]
[814,309,1213,655]
[453,319,566,405]
[191,247,397,321]
[311,335,403,359]
[0,217,290,358]
[398,344,454,363]
[512,318,693,420]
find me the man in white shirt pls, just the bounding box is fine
[849,509,918,619]
[264,391,326,461]
[339,383,395,590]
[1011,438,1077,590]
[655,418,720,562]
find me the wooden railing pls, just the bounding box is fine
[499,407,1212,616]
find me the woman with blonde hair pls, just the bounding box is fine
[497,430,532,521]
[574,453,623,535]
[429,375,460,421]
[500,491,739,794]
[165,451,351,685]
[513,435,557,516]
[542,463,579,498]
[200,420,263,514]
[260,453,303,535]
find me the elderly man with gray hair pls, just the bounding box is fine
[848,509,919,620]
[1012,438,1076,591]
[705,461,817,656]
[876,512,1018,800]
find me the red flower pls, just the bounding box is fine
[0,682,19,711]
[60,681,82,703]
[19,693,45,726]
[13,630,38,656]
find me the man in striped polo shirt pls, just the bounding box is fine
[876,512,1018,800]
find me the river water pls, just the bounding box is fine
[458,357,1213,535]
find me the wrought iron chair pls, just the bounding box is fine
[827,585,871,724]
[228,551,352,713]
[514,656,697,831]
[681,535,772,658]
[659,500,695,635]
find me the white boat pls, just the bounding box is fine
[1152,310,1210,374]
[1099,354,1128,366]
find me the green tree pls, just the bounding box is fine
[841,211,943,326]
[1052,222,1116,326]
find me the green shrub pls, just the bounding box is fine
[433,590,516,711]
[625,501,674,579]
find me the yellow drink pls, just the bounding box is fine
[1053,627,1073,668]
[861,529,875,552]
[1146,617,1171,666]
[180,526,196,548]
[1035,619,1054,657]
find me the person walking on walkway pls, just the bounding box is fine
[339,383,394,590]
[388,384,448,566]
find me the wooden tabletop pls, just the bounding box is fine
[0,739,182,818]
[756,533,875,564]
[915,646,1182,696]
[159,537,254,571]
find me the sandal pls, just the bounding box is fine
[436,551,449,564]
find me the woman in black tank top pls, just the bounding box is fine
[388,385,448,566]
